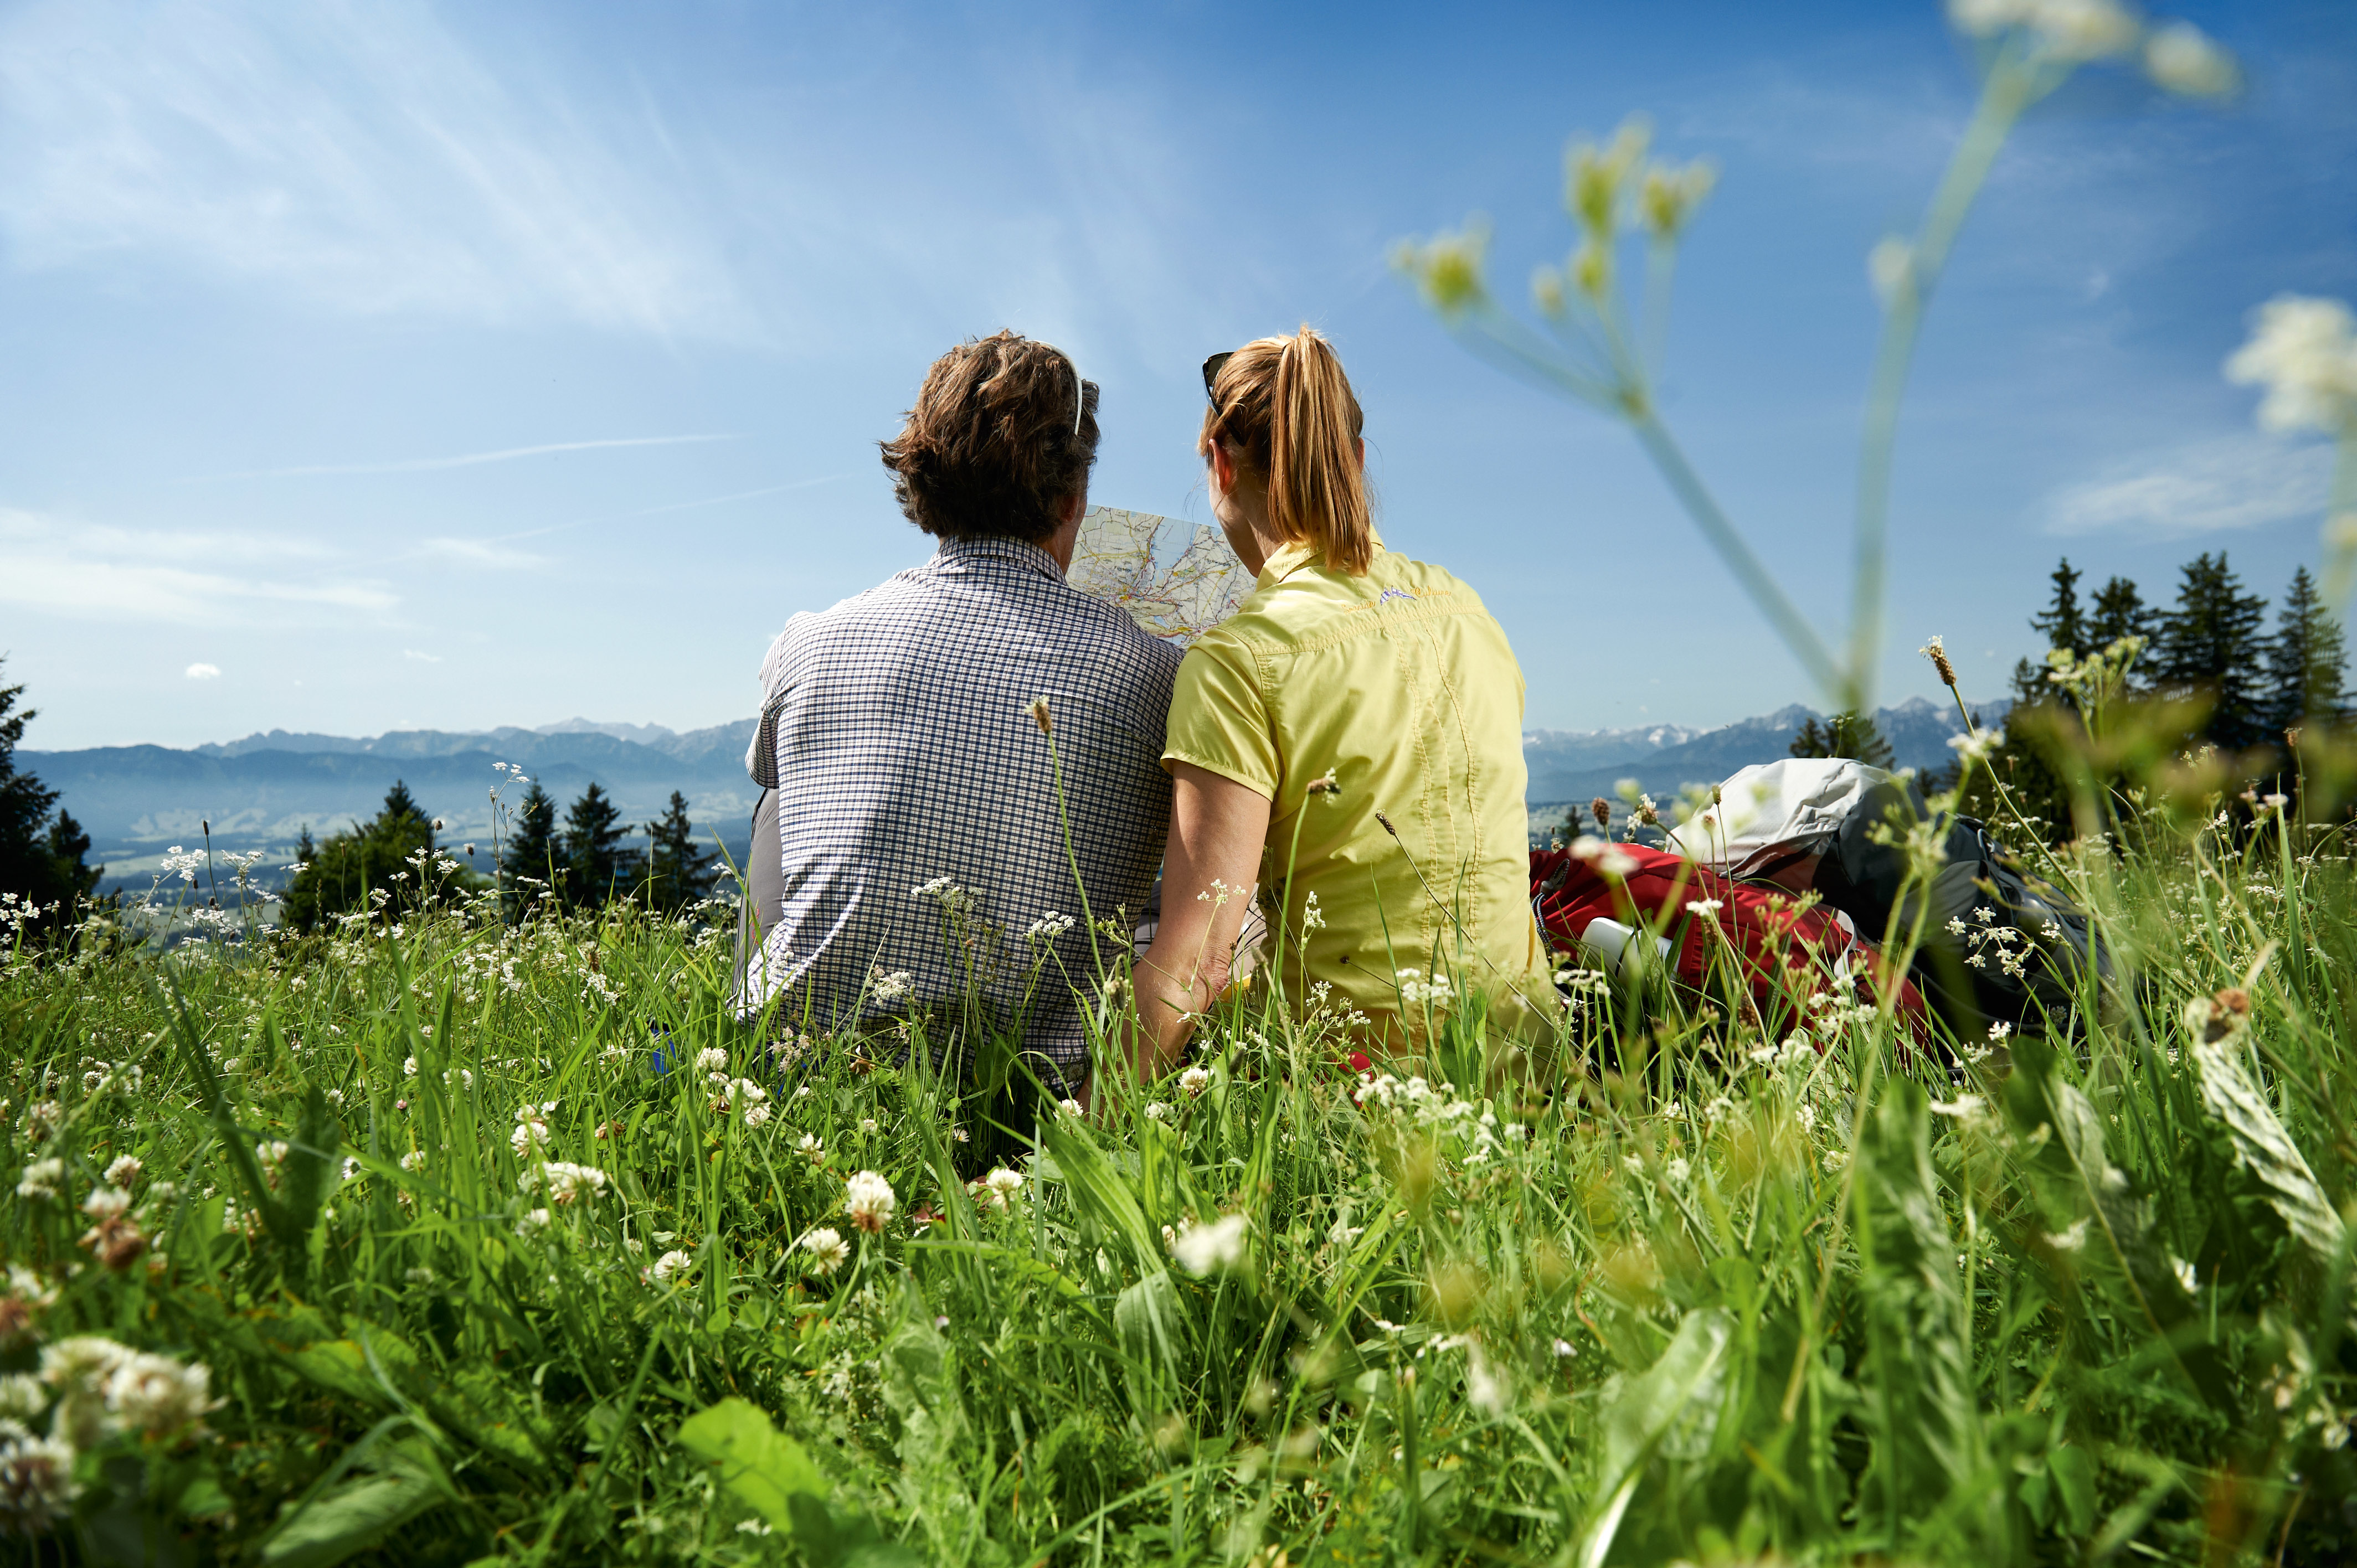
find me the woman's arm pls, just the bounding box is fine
[1114,761,1270,1090]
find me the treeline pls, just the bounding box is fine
[280,778,722,933]
[0,660,102,931]
[1791,550,2350,835]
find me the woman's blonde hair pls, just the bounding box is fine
[1199,326,1372,576]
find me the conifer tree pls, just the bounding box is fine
[1788,711,1893,767]
[2086,575,2157,664]
[281,783,442,933]
[501,782,560,914]
[645,790,718,913]
[2153,552,2271,752]
[2029,557,2089,663]
[560,782,628,907]
[2265,565,2350,737]
[0,659,102,922]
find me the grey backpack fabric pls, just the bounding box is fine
[1810,778,2109,1039]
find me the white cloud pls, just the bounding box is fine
[185,662,220,679]
[0,507,399,623]
[2044,435,2336,537]
[0,0,757,341]
[419,538,550,571]
[197,434,739,481]
[402,649,442,663]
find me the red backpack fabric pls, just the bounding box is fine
[1527,844,1926,1040]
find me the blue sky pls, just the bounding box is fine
[2,0,2351,750]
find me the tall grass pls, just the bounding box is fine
[5,781,2356,1564]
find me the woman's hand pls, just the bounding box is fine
[1121,762,1270,1085]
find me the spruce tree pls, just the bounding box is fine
[2153,552,2271,752]
[2030,557,2090,663]
[280,783,441,933]
[2265,566,2350,737]
[560,782,628,907]
[2086,576,2157,662]
[645,790,719,913]
[1788,711,1893,767]
[0,659,101,922]
[501,782,561,914]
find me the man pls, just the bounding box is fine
[738,332,1180,1093]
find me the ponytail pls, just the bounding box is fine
[1200,326,1372,575]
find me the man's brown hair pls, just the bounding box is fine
[879,331,1099,543]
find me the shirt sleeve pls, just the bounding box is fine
[1161,638,1278,798]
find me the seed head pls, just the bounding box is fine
[1028,695,1053,735]
[1919,635,1959,689]
[1591,797,1612,831]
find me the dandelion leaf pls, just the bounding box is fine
[1577,1306,1732,1567]
[260,1436,455,1568]
[677,1397,828,1530]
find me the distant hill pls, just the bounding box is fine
[1521,694,2009,837]
[29,697,2002,891]
[27,719,760,894]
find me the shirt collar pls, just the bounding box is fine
[1255,528,1385,590]
[932,534,1066,583]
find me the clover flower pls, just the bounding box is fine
[800,1227,851,1275]
[524,1162,608,1206]
[649,1249,694,1283]
[2227,295,2357,436]
[104,1156,142,1188]
[797,1133,825,1166]
[1170,1214,1248,1276]
[80,1187,131,1222]
[1177,1065,1212,1098]
[693,1046,728,1074]
[844,1170,897,1234]
[0,1431,79,1535]
[970,1167,1025,1213]
[744,1101,773,1129]
[14,1160,61,1201]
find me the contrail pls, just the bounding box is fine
[188,434,740,481]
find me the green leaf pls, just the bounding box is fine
[261,1437,455,1568]
[2047,1445,2096,1537]
[677,1397,828,1535]
[1577,1307,1733,1568]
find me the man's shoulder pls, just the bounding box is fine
[764,561,1184,687]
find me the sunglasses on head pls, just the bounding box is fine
[1201,351,1233,404]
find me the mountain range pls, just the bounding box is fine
[25,699,2003,893]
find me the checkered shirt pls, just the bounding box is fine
[743,535,1182,1082]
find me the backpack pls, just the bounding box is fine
[1670,759,2108,1039]
[1529,842,1928,1041]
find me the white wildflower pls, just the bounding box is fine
[2144,20,2239,97]
[844,1170,897,1234]
[515,1208,553,1240]
[1666,1157,1691,1184]
[15,1159,61,1201]
[1058,1098,1084,1118]
[799,1227,850,1275]
[693,1046,728,1074]
[2046,1218,2091,1254]
[0,1375,43,1422]
[1177,1065,1212,1098]
[80,1187,131,1221]
[1171,1213,1249,1276]
[974,1166,1025,1213]
[399,1151,427,1173]
[103,1156,142,1188]
[868,967,914,1004]
[1143,1101,1173,1123]
[650,1249,694,1283]
[744,1101,773,1129]
[797,1133,825,1165]
[2228,295,2357,435]
[0,1431,79,1533]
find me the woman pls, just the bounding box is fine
[1120,327,1556,1082]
